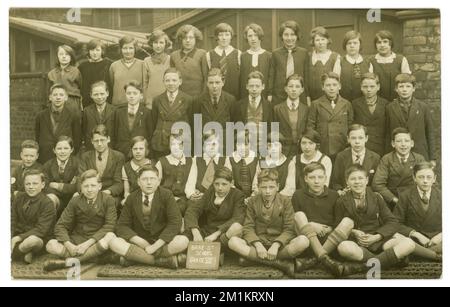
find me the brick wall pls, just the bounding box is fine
[402,15,441,178]
[10,74,48,159]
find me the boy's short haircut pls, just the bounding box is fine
[54,135,74,149]
[301,129,321,145]
[49,83,68,95]
[244,23,264,40]
[285,74,304,87]
[123,80,143,93]
[147,30,172,52]
[203,130,218,143]
[214,167,233,182]
[391,127,412,141]
[342,30,362,51]
[176,24,203,43]
[345,164,368,181]
[374,30,394,49]
[247,71,265,83]
[86,39,106,57]
[79,169,100,184]
[164,67,182,79]
[91,124,110,139]
[91,81,109,93]
[278,20,300,39]
[208,68,224,80]
[214,23,234,38]
[138,164,159,178]
[21,140,39,152]
[258,168,279,185]
[303,162,326,176]
[321,72,340,85]
[310,26,332,47]
[347,124,368,137]
[23,169,46,183]
[361,72,380,84]
[395,73,416,87]
[413,161,435,176]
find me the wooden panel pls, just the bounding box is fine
[359,14,403,55]
[239,9,273,51]
[13,30,31,73]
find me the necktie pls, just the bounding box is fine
[286,49,294,79]
[98,152,103,162]
[23,199,31,213]
[239,159,252,196]
[143,195,150,207]
[355,196,365,210]
[212,96,218,110]
[331,100,336,109]
[355,154,361,165]
[128,111,136,131]
[98,108,105,123]
[219,49,228,77]
[421,191,429,204]
[201,159,215,190]
[169,93,175,105]
[58,163,65,176]
[291,101,296,111]
[251,97,257,109]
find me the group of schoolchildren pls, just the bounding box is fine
[11,20,441,278]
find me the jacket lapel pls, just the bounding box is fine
[409,189,427,220]
[391,102,407,126]
[330,97,346,119]
[407,99,420,133]
[297,103,308,133]
[318,98,334,116]
[102,150,114,178]
[133,192,146,229]
[279,103,291,128]
[240,98,249,122]
[149,188,162,226]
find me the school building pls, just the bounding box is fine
[9,8,440,167]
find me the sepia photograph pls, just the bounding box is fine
[8,6,442,282]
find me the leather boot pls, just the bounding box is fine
[319,254,345,277]
[154,255,178,269]
[177,253,187,268]
[252,258,295,278]
[341,262,367,277]
[238,257,255,267]
[43,259,67,272]
[295,257,318,273]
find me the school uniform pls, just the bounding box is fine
[112,103,153,157]
[109,59,144,106]
[11,162,42,194]
[48,65,82,116]
[53,193,117,245]
[235,95,273,126]
[78,58,113,108]
[184,187,246,239]
[242,193,296,248]
[143,54,171,108]
[239,49,272,98]
[11,191,56,241]
[115,187,182,244]
[189,156,232,195]
[79,148,125,199]
[352,96,389,157]
[372,151,425,204]
[35,106,81,164]
[273,99,309,157]
[292,187,339,227]
[43,156,79,213]
[151,90,193,156]
[306,50,341,101]
[229,151,258,197]
[81,103,116,151]
[194,90,238,129]
[385,97,436,161]
[339,55,373,102]
[369,52,411,102]
[203,46,241,99]
[307,95,354,158]
[294,152,332,190]
[335,188,400,252]
[253,156,296,198]
[170,48,208,98]
[268,46,308,105]
[394,186,441,239]
[122,159,153,195]
[331,148,380,191]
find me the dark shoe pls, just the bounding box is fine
[177,253,187,268]
[320,254,345,277]
[43,259,67,272]
[238,257,255,267]
[341,262,367,277]
[396,256,410,268]
[256,258,295,278]
[97,252,120,265]
[11,245,24,262]
[295,257,318,273]
[219,253,225,266]
[23,253,34,264]
[154,255,178,269]
[119,256,134,267]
